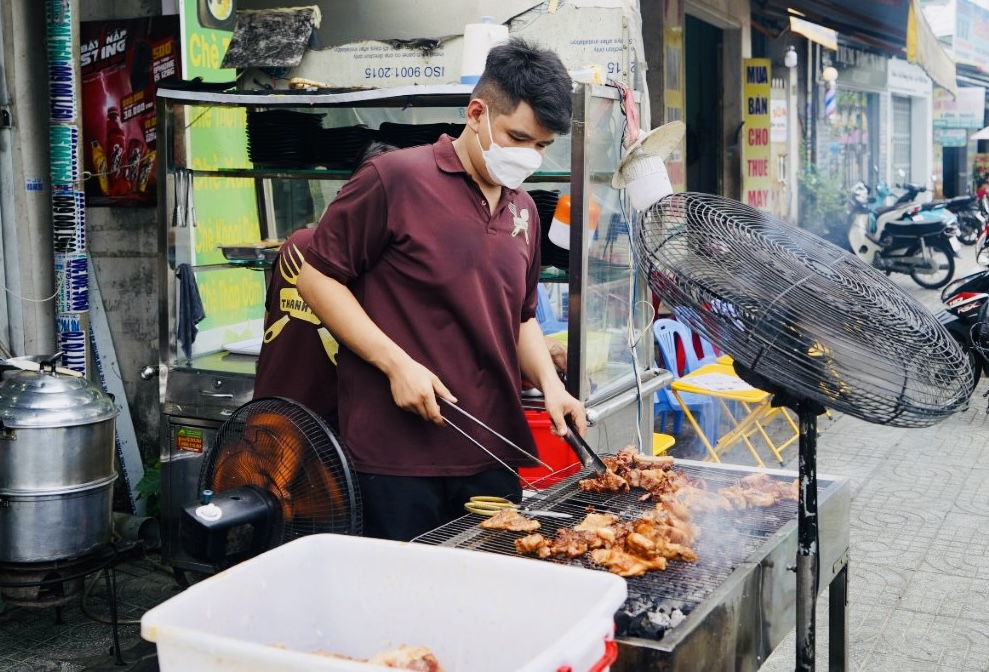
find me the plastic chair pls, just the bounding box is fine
[536,284,568,334]
[653,320,720,441]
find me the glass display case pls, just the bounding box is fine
[154,83,669,575]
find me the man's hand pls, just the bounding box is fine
[544,336,567,373]
[543,385,586,437]
[386,357,455,425]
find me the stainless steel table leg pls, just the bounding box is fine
[828,562,849,672]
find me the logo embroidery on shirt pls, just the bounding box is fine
[509,203,530,244]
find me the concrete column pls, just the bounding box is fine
[0,1,58,357]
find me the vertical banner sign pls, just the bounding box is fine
[47,0,88,376]
[663,0,686,192]
[742,59,772,212]
[180,0,265,353]
[80,17,181,206]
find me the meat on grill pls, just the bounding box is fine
[578,467,629,493]
[589,548,667,577]
[479,509,540,532]
[515,502,698,577]
[718,473,799,510]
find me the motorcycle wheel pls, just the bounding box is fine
[969,347,984,387]
[958,216,981,246]
[910,239,955,289]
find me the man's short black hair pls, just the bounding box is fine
[474,37,572,135]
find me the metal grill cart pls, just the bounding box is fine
[154,83,669,581]
[416,460,851,671]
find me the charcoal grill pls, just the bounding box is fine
[415,458,850,671]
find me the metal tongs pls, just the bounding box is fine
[561,416,609,476]
[438,397,554,475]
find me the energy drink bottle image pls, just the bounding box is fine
[106,106,128,196]
[137,149,156,193]
[90,139,110,195]
[125,138,144,191]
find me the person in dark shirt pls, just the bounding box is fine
[297,38,586,541]
[253,141,398,430]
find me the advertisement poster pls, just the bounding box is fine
[80,17,180,206]
[741,59,772,212]
[180,0,266,354]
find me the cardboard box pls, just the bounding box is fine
[280,1,641,89]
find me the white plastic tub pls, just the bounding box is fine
[142,534,627,672]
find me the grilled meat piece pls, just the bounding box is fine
[674,486,733,513]
[718,473,799,509]
[578,468,629,493]
[514,533,551,558]
[573,512,620,531]
[589,547,668,577]
[479,509,540,532]
[549,528,590,557]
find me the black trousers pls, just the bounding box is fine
[356,468,522,541]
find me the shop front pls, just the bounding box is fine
[821,43,887,190]
[886,57,934,193]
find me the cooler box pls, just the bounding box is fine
[519,409,582,488]
[142,534,627,672]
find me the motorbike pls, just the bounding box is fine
[937,270,989,387]
[889,181,983,246]
[846,181,960,289]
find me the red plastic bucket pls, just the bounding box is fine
[518,409,581,489]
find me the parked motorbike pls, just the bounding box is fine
[937,270,989,386]
[890,181,983,246]
[846,182,959,289]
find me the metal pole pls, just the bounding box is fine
[796,402,820,671]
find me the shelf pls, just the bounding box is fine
[166,166,573,183]
[157,83,474,107]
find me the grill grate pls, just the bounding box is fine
[415,462,797,640]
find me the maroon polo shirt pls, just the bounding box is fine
[306,135,541,477]
[253,228,340,430]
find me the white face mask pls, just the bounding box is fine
[476,106,543,189]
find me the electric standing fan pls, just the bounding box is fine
[180,397,362,570]
[634,193,972,670]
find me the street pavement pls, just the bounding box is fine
[1,246,987,671]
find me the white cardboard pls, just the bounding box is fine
[273,1,640,90]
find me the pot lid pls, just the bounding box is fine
[0,370,117,428]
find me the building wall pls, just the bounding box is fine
[80,0,163,464]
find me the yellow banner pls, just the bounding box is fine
[742,59,772,212]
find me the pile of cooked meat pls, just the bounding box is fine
[480,447,798,578]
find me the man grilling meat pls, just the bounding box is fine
[297,38,586,541]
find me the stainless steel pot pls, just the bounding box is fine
[0,367,118,562]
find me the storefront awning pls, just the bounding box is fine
[764,0,957,96]
[789,16,837,51]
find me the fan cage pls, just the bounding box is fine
[199,397,363,546]
[634,193,972,427]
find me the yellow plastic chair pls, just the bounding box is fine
[652,433,675,456]
[670,362,798,467]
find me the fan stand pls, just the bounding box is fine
[794,399,824,672]
[735,365,825,670]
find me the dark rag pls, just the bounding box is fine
[220,7,321,69]
[176,263,206,362]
